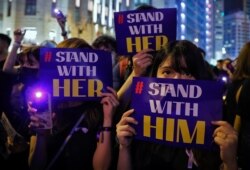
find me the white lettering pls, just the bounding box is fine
[127,12,164,23]
[55,52,99,63]
[57,65,96,76]
[148,82,202,98]
[149,99,199,117]
[128,24,163,35]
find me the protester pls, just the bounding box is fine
[92,34,125,91]
[0,33,13,115]
[0,33,12,167]
[3,29,41,141]
[0,33,14,116]
[92,35,117,67]
[228,41,250,169]
[116,40,238,170]
[1,30,32,170]
[28,38,119,170]
[116,4,157,111]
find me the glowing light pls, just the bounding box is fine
[181,2,185,8]
[54,8,59,13]
[88,0,93,11]
[223,95,226,101]
[194,38,199,43]
[126,0,130,7]
[222,47,226,54]
[101,0,106,25]
[222,76,227,82]
[75,0,80,7]
[108,0,113,27]
[181,24,185,29]
[181,13,185,19]
[35,91,42,98]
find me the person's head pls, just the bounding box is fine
[222,58,234,73]
[17,45,41,86]
[92,35,116,53]
[54,38,94,109]
[135,4,156,10]
[216,59,224,69]
[57,37,92,49]
[92,35,117,66]
[232,41,250,81]
[150,40,213,80]
[0,33,12,60]
[18,45,41,69]
[40,40,57,48]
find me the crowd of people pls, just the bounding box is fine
[0,4,249,170]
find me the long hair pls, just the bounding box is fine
[57,37,92,49]
[18,45,41,66]
[232,41,250,81]
[150,40,214,80]
[146,40,220,169]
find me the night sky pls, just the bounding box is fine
[224,0,244,15]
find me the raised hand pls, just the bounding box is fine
[101,86,119,124]
[116,109,138,147]
[132,49,154,76]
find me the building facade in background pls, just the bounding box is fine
[224,11,250,58]
[213,0,224,63]
[224,0,250,59]
[0,0,249,62]
[0,0,126,44]
[1,0,68,44]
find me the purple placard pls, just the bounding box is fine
[39,48,112,101]
[114,8,177,55]
[131,77,224,148]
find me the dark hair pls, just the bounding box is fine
[217,59,224,63]
[232,41,250,81]
[150,40,213,80]
[198,47,206,57]
[92,35,116,53]
[0,33,11,46]
[57,37,92,49]
[18,45,41,65]
[135,3,156,10]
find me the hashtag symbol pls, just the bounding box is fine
[118,14,124,24]
[135,81,144,94]
[44,52,52,62]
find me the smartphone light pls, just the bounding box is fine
[222,76,227,82]
[54,8,59,13]
[35,91,43,98]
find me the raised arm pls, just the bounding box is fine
[93,86,119,170]
[56,14,68,40]
[3,29,25,74]
[118,49,153,99]
[116,109,138,170]
[117,49,153,110]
